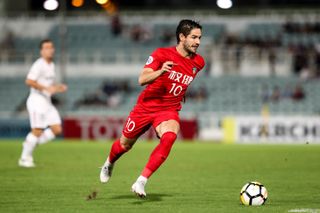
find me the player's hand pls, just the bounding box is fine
[44,84,67,95]
[56,84,68,93]
[44,86,57,95]
[161,61,177,73]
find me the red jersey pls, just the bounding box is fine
[135,46,205,112]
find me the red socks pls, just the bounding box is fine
[108,139,129,164]
[141,132,177,178]
[108,132,177,179]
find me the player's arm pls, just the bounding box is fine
[25,79,46,91]
[138,61,174,86]
[25,79,67,95]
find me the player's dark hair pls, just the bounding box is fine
[39,39,53,49]
[176,19,202,44]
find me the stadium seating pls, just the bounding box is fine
[2,20,320,117]
[0,77,28,115]
[10,22,225,64]
[1,76,319,117]
[241,23,282,41]
[8,20,320,69]
[282,33,320,47]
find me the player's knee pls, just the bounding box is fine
[51,126,62,136]
[31,129,43,137]
[120,141,133,150]
[119,136,135,150]
[120,134,138,150]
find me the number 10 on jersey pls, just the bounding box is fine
[169,83,183,96]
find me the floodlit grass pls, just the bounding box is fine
[0,140,319,213]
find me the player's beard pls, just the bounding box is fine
[183,41,198,55]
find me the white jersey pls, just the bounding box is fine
[27,57,56,101]
[26,58,61,128]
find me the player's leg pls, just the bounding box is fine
[19,103,59,167]
[37,124,61,145]
[19,127,44,168]
[100,134,138,183]
[132,113,180,197]
[108,134,137,164]
[38,106,62,145]
[100,111,151,183]
[142,119,179,178]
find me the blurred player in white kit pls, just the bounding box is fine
[18,39,67,168]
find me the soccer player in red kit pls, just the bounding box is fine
[100,19,205,197]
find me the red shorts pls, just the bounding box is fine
[122,105,180,139]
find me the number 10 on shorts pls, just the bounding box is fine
[125,117,135,132]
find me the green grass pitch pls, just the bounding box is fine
[0,140,319,213]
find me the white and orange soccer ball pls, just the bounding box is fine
[240,181,268,206]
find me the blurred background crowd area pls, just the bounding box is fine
[2,14,320,78]
[0,0,320,122]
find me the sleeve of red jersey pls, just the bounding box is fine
[198,55,206,71]
[143,48,163,71]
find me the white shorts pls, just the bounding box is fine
[27,94,61,129]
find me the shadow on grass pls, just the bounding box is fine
[110,193,173,204]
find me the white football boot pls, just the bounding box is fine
[18,156,35,168]
[131,176,147,198]
[100,160,113,183]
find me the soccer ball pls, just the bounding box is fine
[240,181,268,206]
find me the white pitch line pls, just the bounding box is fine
[288,209,320,213]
